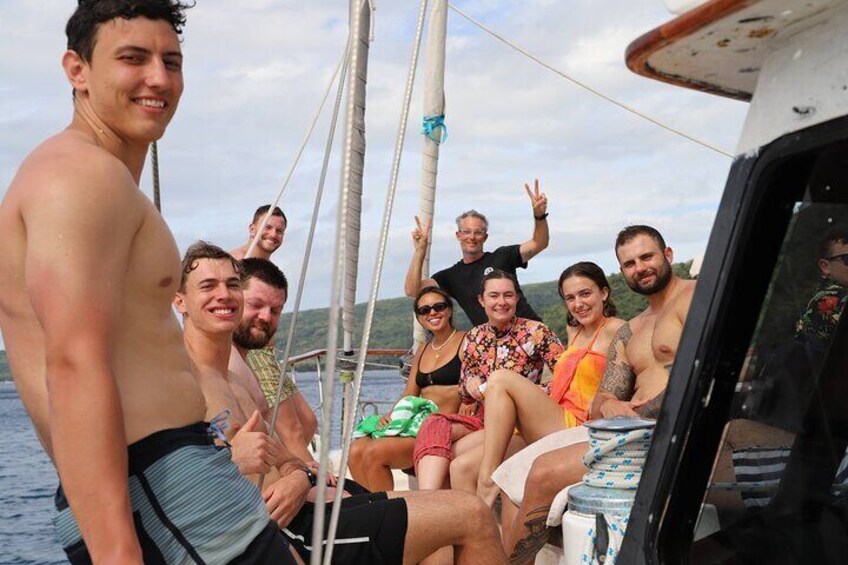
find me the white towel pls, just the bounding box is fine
[491,426,589,517]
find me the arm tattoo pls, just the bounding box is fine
[598,323,636,400]
[636,391,665,419]
[509,505,552,565]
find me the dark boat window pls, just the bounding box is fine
[689,206,847,563]
[610,121,848,565]
[674,137,848,564]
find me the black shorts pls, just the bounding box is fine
[282,492,408,565]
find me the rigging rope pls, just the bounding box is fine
[447,3,734,159]
[309,1,374,562]
[323,0,431,561]
[245,46,352,260]
[151,141,161,212]
[261,43,350,493]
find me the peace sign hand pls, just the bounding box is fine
[411,215,431,252]
[525,179,548,216]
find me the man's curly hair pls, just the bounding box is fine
[66,0,195,62]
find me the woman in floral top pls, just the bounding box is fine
[413,269,564,490]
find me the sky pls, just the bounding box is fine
[0,0,749,351]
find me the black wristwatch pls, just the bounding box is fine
[302,467,318,487]
[534,212,549,220]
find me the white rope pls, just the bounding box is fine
[310,1,371,562]
[581,427,652,489]
[262,44,350,482]
[324,0,431,561]
[576,427,652,564]
[245,45,351,260]
[447,3,734,159]
[581,513,629,565]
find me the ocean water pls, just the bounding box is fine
[0,371,405,563]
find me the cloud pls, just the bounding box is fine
[0,0,751,351]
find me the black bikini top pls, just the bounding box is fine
[415,340,462,389]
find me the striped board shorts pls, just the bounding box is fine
[732,446,848,509]
[732,446,793,508]
[53,422,293,564]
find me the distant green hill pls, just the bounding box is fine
[270,261,693,369]
[0,262,692,380]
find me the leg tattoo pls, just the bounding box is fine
[509,505,552,565]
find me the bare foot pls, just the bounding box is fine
[476,477,500,508]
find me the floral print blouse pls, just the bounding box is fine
[795,277,847,351]
[459,316,564,403]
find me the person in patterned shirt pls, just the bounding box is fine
[795,225,848,356]
[413,269,564,494]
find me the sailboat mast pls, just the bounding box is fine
[340,0,372,355]
[415,0,448,346]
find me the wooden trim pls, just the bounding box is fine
[625,0,761,101]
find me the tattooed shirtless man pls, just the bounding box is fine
[502,225,696,564]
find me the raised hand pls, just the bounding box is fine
[524,179,548,217]
[411,215,432,252]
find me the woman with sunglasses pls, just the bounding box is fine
[413,269,565,492]
[348,286,466,491]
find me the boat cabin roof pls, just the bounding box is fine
[625,0,844,101]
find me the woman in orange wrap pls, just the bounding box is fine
[472,261,625,505]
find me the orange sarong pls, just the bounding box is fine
[548,322,608,427]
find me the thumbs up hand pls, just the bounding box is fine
[230,410,281,476]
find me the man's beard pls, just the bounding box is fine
[626,259,673,296]
[233,320,274,350]
[259,238,281,253]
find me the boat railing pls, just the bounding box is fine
[282,347,410,445]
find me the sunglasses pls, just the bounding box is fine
[416,301,450,316]
[827,253,848,266]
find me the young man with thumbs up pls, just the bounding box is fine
[176,242,508,564]
[174,241,313,533]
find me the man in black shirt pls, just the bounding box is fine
[404,180,550,325]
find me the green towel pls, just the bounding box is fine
[353,396,439,439]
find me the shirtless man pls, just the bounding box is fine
[229,205,317,457]
[0,2,288,562]
[589,224,694,420]
[504,225,696,564]
[404,180,550,326]
[229,257,317,464]
[231,204,287,261]
[176,242,508,565]
[174,243,314,530]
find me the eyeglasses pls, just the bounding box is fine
[827,253,848,266]
[416,301,450,316]
[458,229,487,238]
